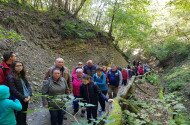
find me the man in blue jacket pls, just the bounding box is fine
[83,60,96,77]
[107,64,122,99]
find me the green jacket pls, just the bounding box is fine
[0,85,22,125]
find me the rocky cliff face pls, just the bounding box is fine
[0,5,127,91]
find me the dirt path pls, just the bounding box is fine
[27,100,87,125]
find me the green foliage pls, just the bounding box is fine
[145,73,160,85]
[164,61,190,92]
[146,36,190,62]
[59,19,96,39]
[0,25,23,42]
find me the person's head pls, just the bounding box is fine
[77,62,83,68]
[102,66,107,72]
[96,66,103,76]
[76,68,83,78]
[3,51,16,64]
[0,85,10,100]
[82,74,91,85]
[11,61,26,79]
[87,60,93,67]
[111,64,117,71]
[55,58,64,68]
[52,68,61,81]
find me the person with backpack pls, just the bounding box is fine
[72,68,85,116]
[107,64,122,99]
[83,60,96,77]
[92,66,108,116]
[80,74,113,124]
[0,51,16,85]
[0,85,22,125]
[121,68,128,86]
[42,68,68,125]
[137,62,144,75]
[44,58,71,93]
[7,61,32,125]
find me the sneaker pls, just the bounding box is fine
[63,115,67,120]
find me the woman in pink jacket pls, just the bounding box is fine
[72,68,85,116]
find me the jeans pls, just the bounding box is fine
[49,109,64,125]
[98,90,107,111]
[73,95,80,113]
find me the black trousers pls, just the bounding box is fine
[98,90,107,111]
[122,79,127,86]
[49,109,64,125]
[87,105,98,121]
[16,101,28,125]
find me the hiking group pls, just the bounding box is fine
[0,51,150,125]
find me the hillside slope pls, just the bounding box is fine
[0,3,127,91]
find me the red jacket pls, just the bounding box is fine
[0,61,11,85]
[121,69,128,80]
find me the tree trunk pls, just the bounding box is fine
[108,0,118,37]
[64,0,69,12]
[73,0,86,17]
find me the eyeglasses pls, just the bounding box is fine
[15,65,23,67]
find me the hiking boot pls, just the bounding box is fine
[80,112,85,117]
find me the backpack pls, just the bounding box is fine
[107,70,120,86]
[0,65,7,84]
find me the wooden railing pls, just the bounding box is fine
[106,71,152,125]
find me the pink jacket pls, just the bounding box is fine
[138,65,144,75]
[72,75,83,96]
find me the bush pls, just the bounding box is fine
[164,62,190,92]
[146,36,190,62]
[0,26,23,42]
[145,73,160,85]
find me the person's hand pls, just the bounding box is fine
[27,96,31,101]
[44,105,48,108]
[24,98,29,102]
[108,99,114,103]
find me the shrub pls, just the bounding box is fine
[145,73,160,85]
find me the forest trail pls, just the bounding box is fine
[26,84,129,125]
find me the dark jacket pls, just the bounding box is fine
[107,70,123,87]
[7,74,32,101]
[0,62,11,85]
[83,65,96,76]
[80,82,107,106]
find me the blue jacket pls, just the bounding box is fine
[83,65,97,76]
[93,73,108,91]
[0,85,22,125]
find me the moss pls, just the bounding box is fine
[106,99,122,125]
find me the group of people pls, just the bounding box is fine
[0,51,32,125]
[0,51,150,125]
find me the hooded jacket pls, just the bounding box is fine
[0,62,11,85]
[72,74,83,97]
[0,85,22,125]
